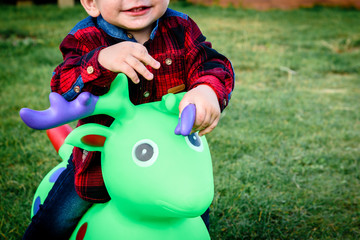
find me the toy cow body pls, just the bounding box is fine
[20,74,214,239]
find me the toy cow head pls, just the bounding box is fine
[20,73,214,220]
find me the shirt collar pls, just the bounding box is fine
[97,14,160,41]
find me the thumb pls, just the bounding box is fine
[178,97,193,117]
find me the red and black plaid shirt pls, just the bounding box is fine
[51,8,235,202]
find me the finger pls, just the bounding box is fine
[133,46,160,70]
[178,98,192,118]
[196,115,211,133]
[199,115,220,136]
[144,57,161,70]
[121,63,140,84]
[193,108,209,131]
[126,57,154,81]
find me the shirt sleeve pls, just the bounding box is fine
[51,33,117,101]
[184,17,235,111]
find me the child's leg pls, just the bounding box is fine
[201,208,210,231]
[23,156,92,239]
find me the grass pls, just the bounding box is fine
[1,2,359,239]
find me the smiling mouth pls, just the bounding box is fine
[126,6,150,12]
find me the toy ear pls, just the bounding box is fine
[161,92,186,115]
[65,124,112,152]
[81,135,106,147]
[93,73,134,119]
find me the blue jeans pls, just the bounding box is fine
[201,208,210,231]
[23,156,210,239]
[23,156,92,240]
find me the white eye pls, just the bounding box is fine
[185,132,204,152]
[132,139,158,167]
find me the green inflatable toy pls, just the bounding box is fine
[20,74,214,239]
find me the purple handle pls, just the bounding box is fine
[174,104,196,136]
[20,92,99,130]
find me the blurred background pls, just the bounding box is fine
[10,0,360,9]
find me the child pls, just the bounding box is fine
[23,0,234,238]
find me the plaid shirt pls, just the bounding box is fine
[51,8,235,202]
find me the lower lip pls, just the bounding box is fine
[125,7,151,16]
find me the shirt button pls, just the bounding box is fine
[165,58,172,66]
[74,86,81,93]
[143,91,150,98]
[127,33,133,39]
[87,66,94,74]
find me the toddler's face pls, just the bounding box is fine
[95,0,169,31]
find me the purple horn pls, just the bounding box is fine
[174,104,196,136]
[20,92,99,130]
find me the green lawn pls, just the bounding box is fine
[1,3,359,239]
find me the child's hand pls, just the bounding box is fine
[98,42,161,84]
[179,84,221,136]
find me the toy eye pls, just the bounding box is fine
[132,139,158,167]
[185,132,204,152]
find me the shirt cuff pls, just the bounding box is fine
[190,75,229,111]
[81,46,117,87]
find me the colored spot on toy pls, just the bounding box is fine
[76,222,88,240]
[33,196,41,215]
[49,167,66,182]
